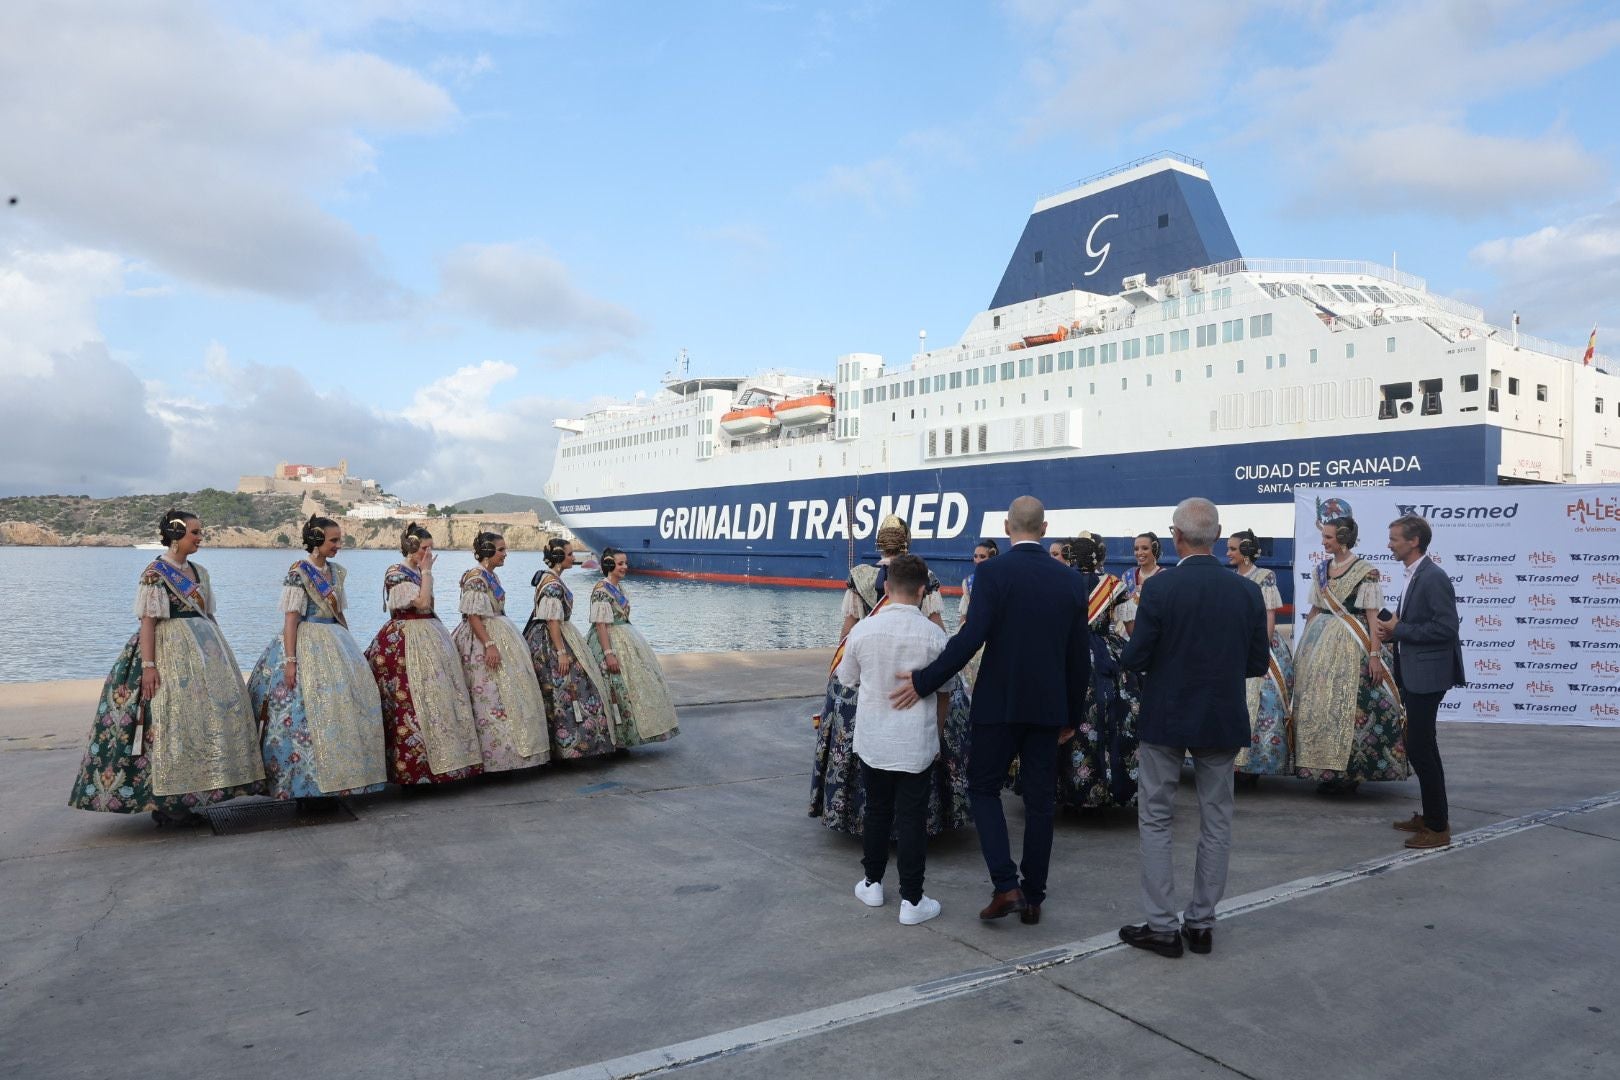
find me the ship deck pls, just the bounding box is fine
[4,653,1616,1079]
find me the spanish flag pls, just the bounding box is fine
[1584,325,1598,366]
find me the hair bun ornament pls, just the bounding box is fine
[159,509,191,544]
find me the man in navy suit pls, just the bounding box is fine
[892,496,1089,924]
[1116,497,1269,958]
[1375,514,1466,850]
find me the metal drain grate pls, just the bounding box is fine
[204,798,357,835]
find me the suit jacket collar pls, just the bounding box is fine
[1176,553,1218,567]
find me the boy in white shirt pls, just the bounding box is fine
[834,554,949,925]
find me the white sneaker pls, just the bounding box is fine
[899,895,941,925]
[854,878,884,907]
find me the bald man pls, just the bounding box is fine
[896,496,1090,924]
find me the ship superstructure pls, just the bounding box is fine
[546,154,1618,599]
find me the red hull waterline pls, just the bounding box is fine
[631,566,965,597]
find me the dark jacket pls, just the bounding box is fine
[912,543,1090,729]
[1392,556,1466,694]
[1118,553,1269,750]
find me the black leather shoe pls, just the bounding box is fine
[1019,904,1041,925]
[1119,924,1183,958]
[1180,924,1212,954]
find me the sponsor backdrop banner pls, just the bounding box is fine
[1293,485,1620,728]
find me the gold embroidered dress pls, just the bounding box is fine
[452,568,551,771]
[587,579,679,746]
[1292,558,1409,782]
[248,560,387,797]
[69,560,264,813]
[1234,565,1296,775]
[523,571,619,759]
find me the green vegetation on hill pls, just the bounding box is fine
[446,492,558,519]
[0,489,304,538]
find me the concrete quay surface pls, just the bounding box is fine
[2,648,1617,1080]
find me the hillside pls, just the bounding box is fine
[445,492,559,519]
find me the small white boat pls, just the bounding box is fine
[773,393,835,428]
[132,542,165,550]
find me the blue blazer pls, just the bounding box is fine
[912,543,1090,729]
[1118,553,1269,750]
[1393,557,1466,694]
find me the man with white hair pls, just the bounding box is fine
[1116,497,1269,958]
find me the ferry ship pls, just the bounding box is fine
[545,153,1616,602]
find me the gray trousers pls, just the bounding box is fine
[1137,742,1238,933]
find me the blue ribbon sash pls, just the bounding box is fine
[148,558,207,616]
[479,567,506,605]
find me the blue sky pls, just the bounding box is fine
[3,0,1618,501]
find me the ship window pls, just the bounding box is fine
[1461,374,1479,392]
[1536,384,1547,402]
[1146,334,1164,356]
[984,364,996,383]
[1033,250,1043,264]
[877,385,888,402]
[930,374,942,392]
[1038,355,1054,374]
[978,425,988,451]
[1221,319,1243,343]
[1121,378,1128,390]
[993,315,1001,329]
[1598,398,1607,414]
[1079,347,1095,366]
[944,429,953,454]
[905,380,915,396]
[1100,343,1117,363]
[1020,393,1026,404]
[1310,348,1318,364]
[950,371,963,389]
[1278,353,1287,367]
[1158,213,1169,228]
[1205,364,1213,378]
[1186,293,1205,315]
[1346,343,1355,359]
[1001,361,1015,380]
[1018,357,1033,378]
[1043,389,1050,401]
[1161,298,1180,319]
[967,368,980,386]
[1058,350,1074,370]
[1387,336,1396,353]
[1170,330,1189,351]
[1145,373,1153,387]
[1121,338,1140,360]
[863,388,873,404]
[1238,359,1246,373]
[1089,383,1096,395]
[1175,369,1183,383]
[1253,313,1274,337]
[1067,386,1073,397]
[1364,285,1393,303]
[1508,378,1519,396]
[1196,324,1216,347]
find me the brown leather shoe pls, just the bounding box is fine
[979,889,1026,920]
[1019,904,1041,925]
[1404,826,1451,849]
[1393,812,1425,833]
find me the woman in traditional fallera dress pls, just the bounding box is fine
[69,510,264,825]
[957,538,998,695]
[524,539,618,760]
[365,523,483,785]
[809,516,972,837]
[1058,533,1140,810]
[452,531,551,773]
[247,516,387,800]
[1292,517,1408,793]
[1117,532,1165,638]
[1226,529,1295,781]
[587,549,680,748]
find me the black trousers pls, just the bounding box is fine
[968,723,1059,905]
[861,761,930,904]
[1400,687,1449,831]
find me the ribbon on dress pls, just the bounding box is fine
[478,567,506,608]
[1087,574,1124,627]
[148,558,208,617]
[602,580,629,612]
[296,560,341,621]
[827,594,889,679]
[1316,559,1401,704]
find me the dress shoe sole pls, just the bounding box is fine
[1404,831,1451,849]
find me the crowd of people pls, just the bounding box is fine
[819,497,1465,942]
[67,512,679,826]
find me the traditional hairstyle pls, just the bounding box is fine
[1137,531,1162,559]
[158,508,197,545]
[302,514,338,553]
[1233,528,1262,561]
[1071,532,1105,573]
[975,538,999,557]
[600,547,620,575]
[472,531,502,561]
[542,538,570,568]
[1388,513,1432,553]
[875,514,910,557]
[1323,516,1358,550]
[885,553,929,596]
[400,521,432,556]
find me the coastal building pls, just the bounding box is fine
[237,460,379,504]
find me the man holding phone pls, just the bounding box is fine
[1375,514,1465,849]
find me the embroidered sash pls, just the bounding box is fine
[602,580,629,614]
[1088,574,1124,626]
[1317,561,1400,701]
[296,560,341,621]
[478,567,506,609]
[848,564,880,615]
[532,571,572,613]
[148,558,208,617]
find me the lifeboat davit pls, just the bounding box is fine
[1020,324,1071,348]
[720,405,780,438]
[773,393,835,428]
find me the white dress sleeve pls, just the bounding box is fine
[589,599,616,624]
[533,595,567,622]
[919,590,943,618]
[279,586,308,614]
[840,589,863,621]
[198,565,217,616]
[1261,578,1284,611]
[1354,575,1385,613]
[133,583,169,619]
[387,581,421,609]
[460,584,498,617]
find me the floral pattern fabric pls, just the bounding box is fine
[587,580,679,747]
[1056,573,1140,810]
[1234,566,1296,776]
[452,568,551,771]
[523,573,619,760]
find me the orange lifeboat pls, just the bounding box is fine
[1020,324,1070,348]
[720,405,780,438]
[773,393,835,428]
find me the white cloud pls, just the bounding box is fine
[1470,200,1620,338]
[429,52,498,86]
[0,245,127,377]
[801,157,915,211]
[438,242,644,357]
[0,0,456,314]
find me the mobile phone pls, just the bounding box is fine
[1376,607,1393,621]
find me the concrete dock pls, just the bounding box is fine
[2,649,1616,1080]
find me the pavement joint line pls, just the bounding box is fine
[526,786,1620,1080]
[1045,980,1260,1079]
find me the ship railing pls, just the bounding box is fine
[1038,151,1204,200]
[1202,257,1430,294]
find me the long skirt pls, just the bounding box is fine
[808,672,973,838]
[366,613,483,785]
[1292,615,1408,783]
[1056,632,1140,810]
[1235,631,1296,775]
[69,616,264,813]
[452,616,551,772]
[524,618,619,759]
[248,620,387,798]
[588,622,679,747]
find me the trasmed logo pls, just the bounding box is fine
[1529,593,1559,611]
[1461,638,1515,650]
[1453,553,1516,564]
[1457,595,1516,605]
[1566,496,1620,526]
[1571,639,1620,650]
[1528,638,1559,655]
[1513,702,1578,714]
[1526,680,1556,697]
[1516,573,1578,584]
[1471,681,1515,692]
[1475,572,1503,589]
[1515,616,1579,627]
[1515,660,1578,671]
[1571,552,1620,562]
[1570,595,1620,606]
[1440,699,1462,711]
[1472,658,1502,675]
[1474,614,1503,631]
[1397,501,1519,522]
[1567,682,1620,695]
[1529,551,1559,566]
